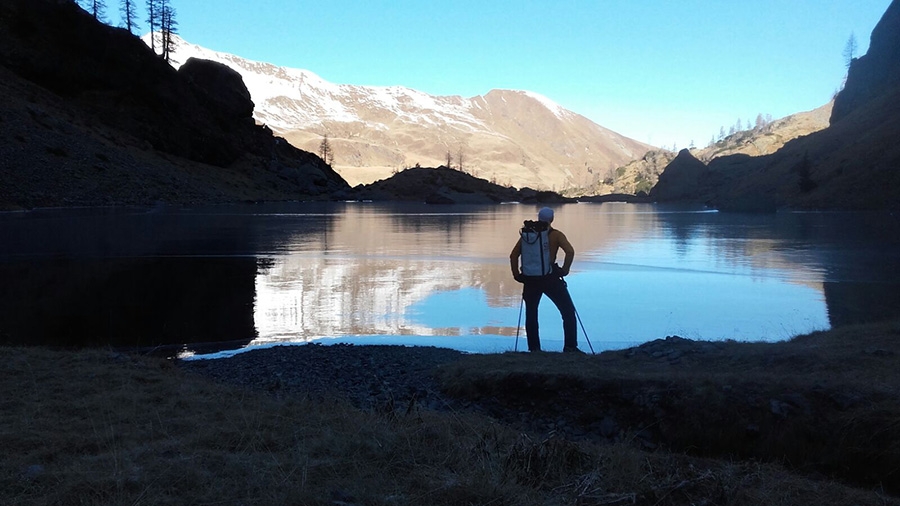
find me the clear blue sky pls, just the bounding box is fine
[110,0,891,149]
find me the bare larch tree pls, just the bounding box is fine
[120,0,140,34]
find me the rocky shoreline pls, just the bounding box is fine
[173,327,900,498]
[172,338,766,446]
[178,343,467,412]
[176,343,599,442]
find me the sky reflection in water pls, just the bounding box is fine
[398,248,829,353]
[244,203,849,356]
[3,202,896,358]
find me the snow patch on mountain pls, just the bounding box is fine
[139,34,652,190]
[145,34,571,133]
[522,90,570,119]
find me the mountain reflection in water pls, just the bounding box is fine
[1,202,898,356]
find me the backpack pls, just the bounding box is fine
[520,220,553,276]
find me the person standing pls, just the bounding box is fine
[509,207,580,352]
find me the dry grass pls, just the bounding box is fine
[436,320,900,499]
[1,323,898,505]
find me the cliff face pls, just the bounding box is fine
[650,0,900,211]
[0,0,348,209]
[831,0,900,124]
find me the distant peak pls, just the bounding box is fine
[488,89,570,119]
[521,90,568,117]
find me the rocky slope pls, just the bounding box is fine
[694,101,833,162]
[567,102,832,199]
[565,148,675,198]
[161,36,652,191]
[650,1,900,211]
[0,0,349,210]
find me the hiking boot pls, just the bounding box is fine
[563,346,585,354]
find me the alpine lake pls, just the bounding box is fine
[2,201,899,358]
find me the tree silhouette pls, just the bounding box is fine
[319,134,334,165]
[160,1,178,63]
[843,32,858,70]
[145,0,159,53]
[120,0,140,34]
[80,0,106,21]
[795,152,817,193]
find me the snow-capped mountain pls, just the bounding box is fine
[151,34,651,189]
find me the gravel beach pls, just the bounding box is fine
[177,343,468,412]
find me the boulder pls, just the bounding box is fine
[179,57,254,121]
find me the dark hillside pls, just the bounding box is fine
[650,0,900,211]
[0,0,348,209]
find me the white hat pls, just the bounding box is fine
[538,207,554,223]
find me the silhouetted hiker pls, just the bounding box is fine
[509,207,580,352]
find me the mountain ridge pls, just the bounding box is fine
[564,100,833,198]
[157,35,651,190]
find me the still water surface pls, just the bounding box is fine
[1,202,898,356]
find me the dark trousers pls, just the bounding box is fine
[522,274,577,351]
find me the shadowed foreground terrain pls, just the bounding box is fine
[2,321,898,505]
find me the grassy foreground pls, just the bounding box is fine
[2,323,899,505]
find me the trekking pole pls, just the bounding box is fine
[562,277,596,354]
[572,303,595,354]
[514,297,524,352]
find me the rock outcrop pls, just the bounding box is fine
[178,57,255,122]
[348,167,575,204]
[648,150,710,203]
